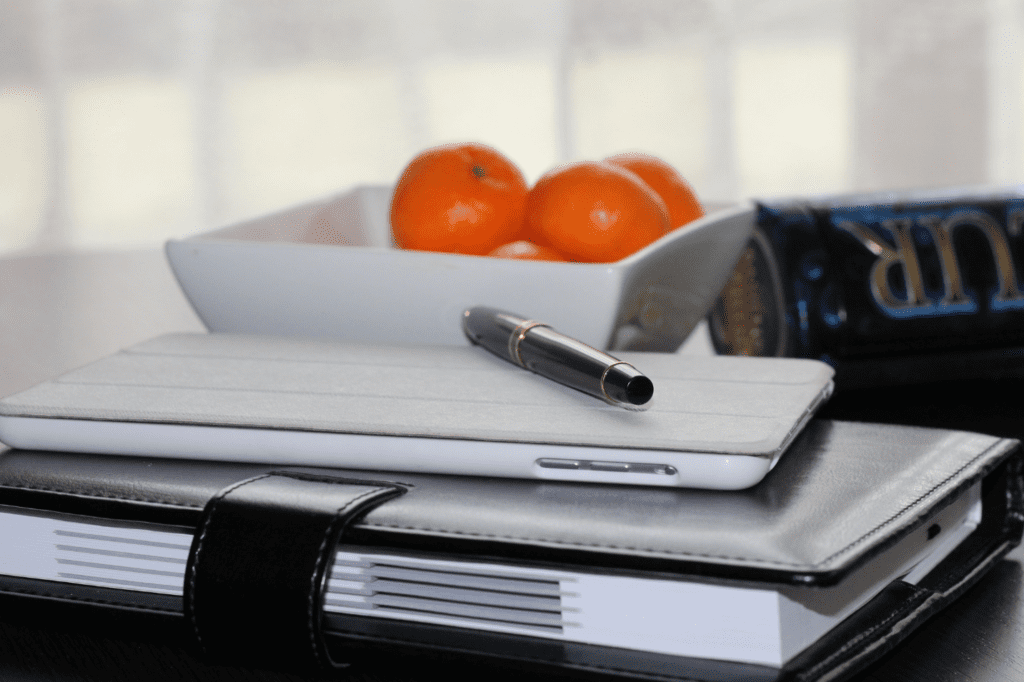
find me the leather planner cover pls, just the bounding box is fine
[0,419,1020,682]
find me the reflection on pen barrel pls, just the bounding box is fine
[462,306,654,408]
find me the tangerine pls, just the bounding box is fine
[523,161,669,263]
[487,240,566,261]
[604,152,704,230]
[390,143,528,255]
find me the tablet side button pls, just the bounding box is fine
[536,459,581,470]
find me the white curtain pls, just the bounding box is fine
[0,0,1013,254]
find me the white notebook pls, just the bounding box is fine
[0,333,834,489]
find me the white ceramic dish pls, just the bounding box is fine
[165,185,754,351]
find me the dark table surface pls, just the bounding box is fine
[1,249,1023,681]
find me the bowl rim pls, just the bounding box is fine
[167,186,755,271]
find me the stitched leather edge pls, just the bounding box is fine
[814,441,1007,566]
[269,470,417,490]
[0,474,415,509]
[0,483,204,509]
[186,473,272,654]
[308,484,396,669]
[355,439,1017,569]
[795,538,1017,682]
[800,587,932,681]
[185,472,406,672]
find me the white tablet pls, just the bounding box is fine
[0,334,834,489]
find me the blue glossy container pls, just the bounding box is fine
[708,187,1024,388]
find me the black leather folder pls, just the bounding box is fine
[0,419,1020,682]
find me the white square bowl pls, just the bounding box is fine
[165,186,753,351]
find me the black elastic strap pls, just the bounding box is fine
[184,472,405,673]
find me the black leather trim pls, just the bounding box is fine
[183,472,405,674]
[0,450,269,526]
[326,613,781,682]
[777,452,1024,682]
[0,573,183,615]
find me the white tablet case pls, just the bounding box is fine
[0,334,834,489]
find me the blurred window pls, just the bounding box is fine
[0,0,1008,255]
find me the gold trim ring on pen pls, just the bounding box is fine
[509,320,550,367]
[600,361,631,404]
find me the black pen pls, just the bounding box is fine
[462,306,654,408]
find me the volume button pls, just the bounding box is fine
[536,459,581,470]
[587,461,631,472]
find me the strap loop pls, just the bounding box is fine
[184,473,405,673]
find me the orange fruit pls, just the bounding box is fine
[604,152,704,230]
[523,161,669,263]
[487,240,566,261]
[390,143,528,255]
